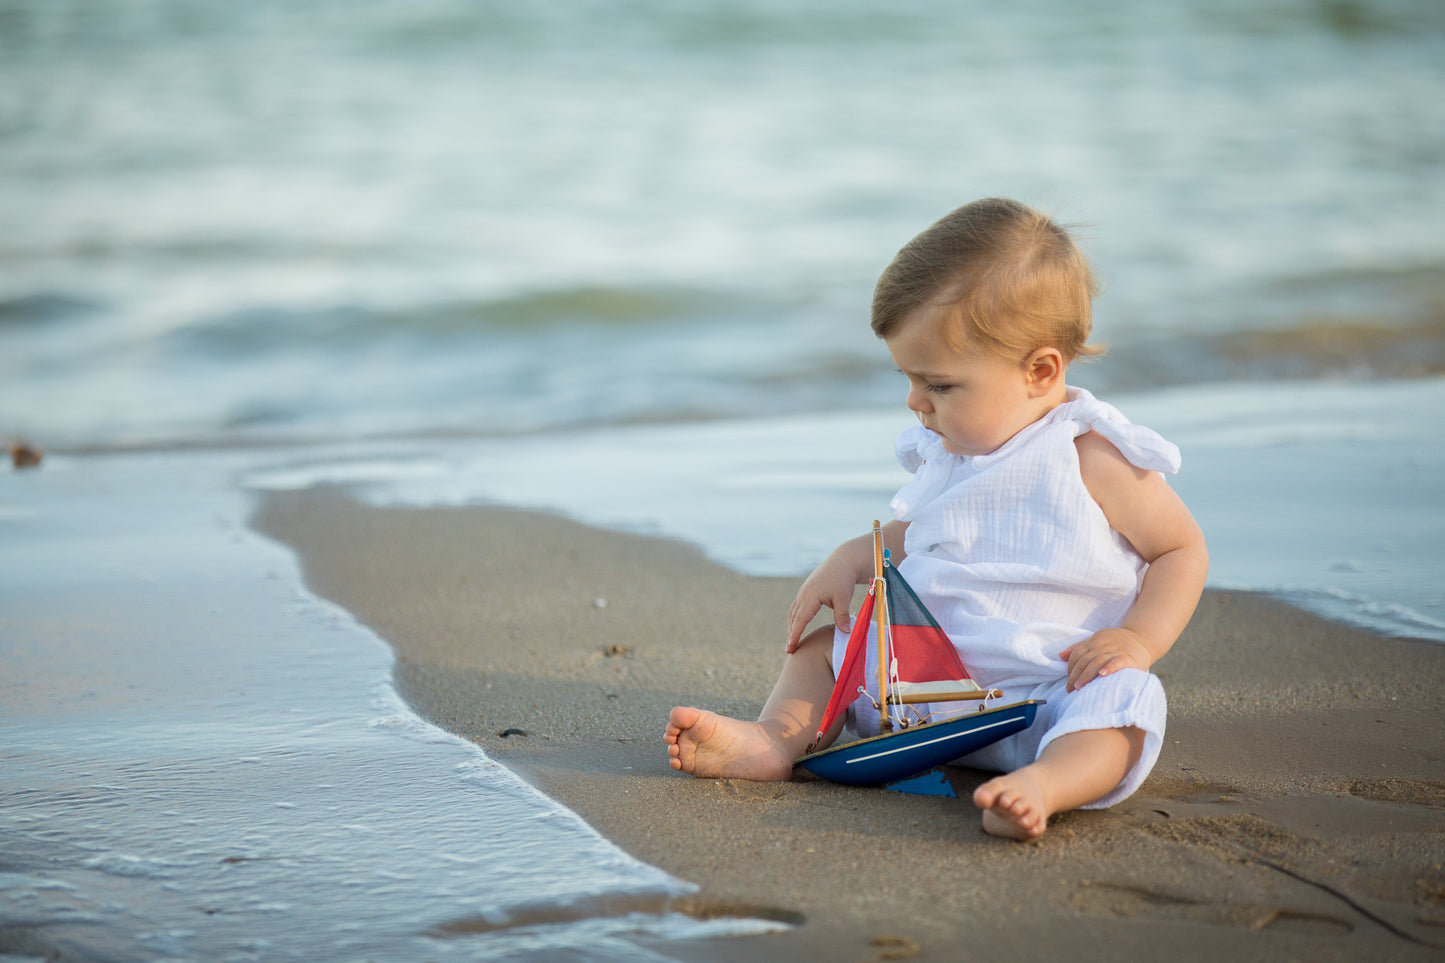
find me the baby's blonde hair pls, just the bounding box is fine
[871,198,1102,362]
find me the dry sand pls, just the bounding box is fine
[254,489,1445,962]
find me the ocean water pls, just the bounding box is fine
[1,450,786,961]
[4,0,1444,446]
[3,0,1444,958]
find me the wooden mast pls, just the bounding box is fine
[872,519,892,733]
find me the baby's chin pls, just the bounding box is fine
[917,420,1004,457]
[937,436,1001,457]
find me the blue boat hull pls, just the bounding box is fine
[795,700,1042,787]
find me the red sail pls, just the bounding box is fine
[813,588,874,746]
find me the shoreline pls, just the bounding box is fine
[253,488,1445,961]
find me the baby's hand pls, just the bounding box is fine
[1059,628,1152,692]
[785,557,859,653]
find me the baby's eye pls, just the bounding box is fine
[925,383,952,393]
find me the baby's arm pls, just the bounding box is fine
[785,520,909,652]
[1063,432,1209,691]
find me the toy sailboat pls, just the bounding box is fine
[795,521,1042,797]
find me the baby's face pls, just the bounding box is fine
[885,308,1054,457]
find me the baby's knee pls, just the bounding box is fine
[796,624,836,652]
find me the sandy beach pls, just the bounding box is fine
[250,488,1445,962]
[8,5,1443,959]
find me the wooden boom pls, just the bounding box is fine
[887,687,1005,705]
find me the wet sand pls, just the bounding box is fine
[254,489,1445,962]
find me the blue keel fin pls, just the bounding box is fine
[883,767,957,798]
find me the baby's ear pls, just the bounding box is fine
[1023,347,1064,394]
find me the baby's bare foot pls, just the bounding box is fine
[664,706,794,781]
[973,769,1050,840]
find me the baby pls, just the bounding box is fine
[665,198,1208,839]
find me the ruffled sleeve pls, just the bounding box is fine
[889,424,956,521]
[1068,388,1181,475]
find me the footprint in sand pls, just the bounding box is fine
[1346,777,1445,808]
[1069,880,1353,935]
[1079,811,1445,950]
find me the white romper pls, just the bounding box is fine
[831,387,1181,807]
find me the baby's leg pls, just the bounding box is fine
[666,626,841,780]
[973,726,1145,840]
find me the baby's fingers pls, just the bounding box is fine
[1068,651,1131,691]
[784,601,818,653]
[785,595,851,653]
[1066,650,1109,691]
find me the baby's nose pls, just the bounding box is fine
[906,386,931,413]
